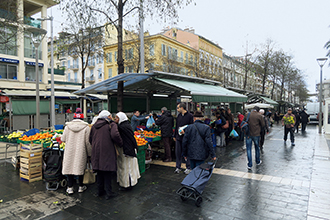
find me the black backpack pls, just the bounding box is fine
[43,143,63,183]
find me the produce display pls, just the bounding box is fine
[0,129,65,150]
[133,130,161,146]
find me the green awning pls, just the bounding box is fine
[156,78,247,103]
[12,100,50,115]
[261,96,278,106]
[55,99,81,105]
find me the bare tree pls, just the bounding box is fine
[257,39,276,94]
[0,0,22,52]
[63,0,194,111]
[60,3,103,91]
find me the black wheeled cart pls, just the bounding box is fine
[176,160,216,207]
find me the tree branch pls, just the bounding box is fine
[89,6,118,30]
[122,6,140,18]
[109,0,119,10]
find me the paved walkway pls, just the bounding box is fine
[0,124,329,220]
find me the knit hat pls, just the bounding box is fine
[76,108,82,113]
[260,109,265,115]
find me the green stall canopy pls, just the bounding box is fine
[12,100,50,115]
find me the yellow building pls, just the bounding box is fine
[163,27,223,81]
[103,34,199,79]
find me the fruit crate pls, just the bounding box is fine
[19,143,43,182]
[137,144,148,174]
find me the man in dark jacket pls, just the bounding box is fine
[225,107,235,145]
[174,103,194,174]
[182,111,216,169]
[155,107,174,162]
[300,109,309,132]
[243,106,265,170]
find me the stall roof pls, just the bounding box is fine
[2,89,79,98]
[74,72,247,103]
[156,78,247,103]
[261,96,278,106]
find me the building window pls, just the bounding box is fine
[98,68,102,79]
[128,66,134,73]
[149,63,154,71]
[149,44,155,56]
[74,71,78,83]
[107,53,112,63]
[67,60,70,68]
[0,64,17,80]
[168,46,172,59]
[115,51,117,62]
[185,53,188,64]
[173,49,178,61]
[68,72,71,82]
[108,68,112,78]
[161,44,166,56]
[90,69,94,80]
[126,48,133,60]
[181,51,184,62]
[25,66,42,81]
[96,55,99,64]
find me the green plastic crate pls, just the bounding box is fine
[137,144,147,174]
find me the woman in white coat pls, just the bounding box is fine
[61,116,91,195]
[114,112,140,190]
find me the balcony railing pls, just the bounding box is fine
[24,48,42,59]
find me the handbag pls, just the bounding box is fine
[83,159,95,184]
[221,120,229,129]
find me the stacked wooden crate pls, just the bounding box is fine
[19,143,43,182]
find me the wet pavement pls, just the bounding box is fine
[0,124,329,220]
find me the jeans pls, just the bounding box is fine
[284,127,295,143]
[67,175,84,187]
[190,159,205,170]
[246,136,261,167]
[175,139,190,169]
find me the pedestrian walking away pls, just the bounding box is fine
[211,111,227,146]
[224,107,234,145]
[114,112,141,191]
[61,114,91,195]
[243,106,265,170]
[282,108,296,146]
[155,107,174,162]
[299,109,309,132]
[182,111,216,169]
[259,109,269,151]
[293,109,301,133]
[174,103,194,174]
[89,110,123,200]
[237,111,245,141]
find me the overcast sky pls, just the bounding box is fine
[42,0,330,93]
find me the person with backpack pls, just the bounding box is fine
[182,111,216,169]
[89,110,123,199]
[242,106,265,170]
[211,111,227,147]
[61,113,91,195]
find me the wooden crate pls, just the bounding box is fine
[19,143,43,182]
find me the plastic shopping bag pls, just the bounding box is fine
[229,129,239,138]
[146,116,155,128]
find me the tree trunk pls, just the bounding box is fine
[117,0,124,112]
[271,76,276,99]
[280,76,285,101]
[243,68,248,91]
[261,67,267,94]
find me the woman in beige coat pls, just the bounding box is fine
[61,118,91,195]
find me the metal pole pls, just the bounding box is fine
[50,16,55,128]
[319,66,323,134]
[36,45,40,130]
[139,0,144,73]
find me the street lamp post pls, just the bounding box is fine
[38,16,55,128]
[316,57,328,134]
[26,27,47,130]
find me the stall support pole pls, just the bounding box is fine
[107,92,111,113]
[9,97,12,131]
[146,93,151,113]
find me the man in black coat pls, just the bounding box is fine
[155,107,174,162]
[182,111,216,169]
[300,109,309,132]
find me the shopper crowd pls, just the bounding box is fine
[61,104,310,199]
